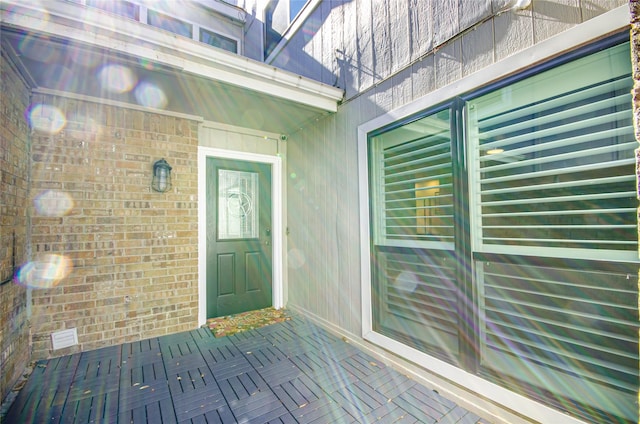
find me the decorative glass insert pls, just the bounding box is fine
[218,169,259,240]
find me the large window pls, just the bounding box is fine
[368,39,638,424]
[370,109,461,364]
[467,42,636,262]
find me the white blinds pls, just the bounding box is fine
[468,44,636,261]
[372,109,454,249]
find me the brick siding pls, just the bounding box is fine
[28,94,199,360]
[0,47,31,403]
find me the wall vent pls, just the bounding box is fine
[51,328,78,350]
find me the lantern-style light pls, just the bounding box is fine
[152,158,172,193]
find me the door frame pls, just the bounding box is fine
[198,146,283,325]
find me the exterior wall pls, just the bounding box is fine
[278,1,632,422]
[281,0,628,338]
[0,47,31,404]
[28,94,200,360]
[271,0,628,100]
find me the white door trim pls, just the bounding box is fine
[197,147,283,326]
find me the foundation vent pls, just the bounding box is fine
[51,328,78,350]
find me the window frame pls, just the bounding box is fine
[200,27,239,54]
[358,15,637,424]
[464,40,636,263]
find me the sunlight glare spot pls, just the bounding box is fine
[98,64,137,93]
[27,104,67,134]
[16,254,73,289]
[288,249,306,269]
[34,190,74,217]
[394,270,419,293]
[134,81,168,109]
[18,35,58,63]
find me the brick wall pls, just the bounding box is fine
[0,47,31,403]
[28,94,199,359]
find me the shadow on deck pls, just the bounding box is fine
[4,315,488,423]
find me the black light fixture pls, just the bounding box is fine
[152,158,172,193]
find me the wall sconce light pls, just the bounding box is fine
[152,158,172,193]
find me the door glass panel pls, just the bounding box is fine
[218,169,259,239]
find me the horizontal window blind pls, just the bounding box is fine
[468,70,636,261]
[371,109,454,248]
[373,249,460,362]
[477,261,638,423]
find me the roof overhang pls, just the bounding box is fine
[0,0,344,133]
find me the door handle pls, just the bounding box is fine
[266,228,271,236]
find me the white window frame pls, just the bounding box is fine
[79,0,243,54]
[357,7,631,424]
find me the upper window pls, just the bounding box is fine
[85,0,139,20]
[147,10,193,38]
[200,28,238,54]
[467,42,635,262]
[84,1,242,55]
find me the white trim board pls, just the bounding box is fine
[197,147,284,326]
[357,7,629,424]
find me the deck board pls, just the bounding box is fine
[4,314,489,423]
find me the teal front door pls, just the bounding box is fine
[206,157,273,318]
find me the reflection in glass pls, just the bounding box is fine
[218,169,258,239]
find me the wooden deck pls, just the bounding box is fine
[5,315,487,423]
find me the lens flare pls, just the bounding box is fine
[98,64,137,93]
[394,270,419,292]
[16,254,73,289]
[134,81,168,109]
[288,248,306,269]
[26,104,67,134]
[33,190,74,217]
[302,17,321,42]
[17,33,57,63]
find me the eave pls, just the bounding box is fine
[0,0,344,114]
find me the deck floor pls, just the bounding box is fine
[5,315,487,423]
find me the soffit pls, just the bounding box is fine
[0,1,343,134]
